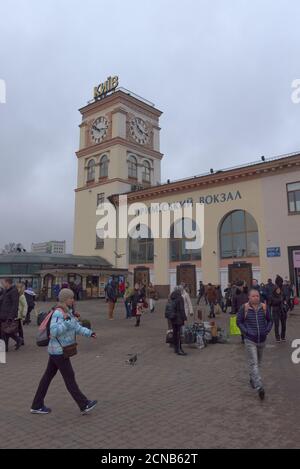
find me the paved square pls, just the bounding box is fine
[0,299,300,449]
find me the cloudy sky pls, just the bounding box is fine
[0,0,300,252]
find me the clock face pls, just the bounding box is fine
[130,117,150,145]
[90,116,109,144]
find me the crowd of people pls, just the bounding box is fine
[166,274,297,401]
[105,278,159,327]
[0,272,298,413]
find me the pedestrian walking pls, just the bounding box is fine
[269,286,287,342]
[0,278,23,352]
[237,289,273,400]
[147,282,158,313]
[24,287,36,325]
[206,283,217,318]
[196,281,205,305]
[232,282,248,343]
[106,278,118,320]
[130,283,146,327]
[16,283,27,345]
[165,287,187,356]
[223,283,232,313]
[124,282,134,319]
[31,288,97,415]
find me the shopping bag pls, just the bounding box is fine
[294,297,299,306]
[229,315,241,336]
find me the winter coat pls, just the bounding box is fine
[182,290,194,324]
[106,283,118,302]
[206,285,217,303]
[170,290,187,326]
[0,286,19,321]
[237,302,273,344]
[48,308,92,356]
[18,294,28,320]
[232,288,248,314]
[147,286,157,299]
[269,289,285,315]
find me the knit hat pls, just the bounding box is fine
[58,288,74,303]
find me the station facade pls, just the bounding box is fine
[73,82,300,296]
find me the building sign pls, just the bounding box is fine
[199,191,242,205]
[267,247,281,257]
[293,250,300,268]
[94,76,119,99]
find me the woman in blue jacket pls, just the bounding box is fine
[31,289,97,415]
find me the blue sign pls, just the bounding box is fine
[267,247,281,257]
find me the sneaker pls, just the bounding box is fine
[258,388,265,400]
[31,406,52,414]
[281,338,286,342]
[276,338,281,343]
[81,400,97,415]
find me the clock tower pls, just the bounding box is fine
[73,82,163,266]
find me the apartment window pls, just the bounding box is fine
[87,159,96,182]
[100,155,108,178]
[97,193,105,208]
[128,155,137,179]
[142,160,151,183]
[170,219,201,262]
[287,182,300,214]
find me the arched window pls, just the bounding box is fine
[170,218,201,262]
[128,155,137,179]
[87,159,95,182]
[142,160,151,183]
[220,210,259,258]
[129,225,154,264]
[100,155,108,178]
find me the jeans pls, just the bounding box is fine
[32,355,88,410]
[125,300,132,318]
[244,339,265,390]
[273,309,287,340]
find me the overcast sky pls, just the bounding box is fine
[0,0,300,252]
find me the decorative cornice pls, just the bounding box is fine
[109,153,300,204]
[75,177,151,193]
[76,137,163,160]
[79,90,163,120]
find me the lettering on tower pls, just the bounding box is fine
[94,76,119,99]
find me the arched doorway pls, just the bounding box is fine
[43,274,55,299]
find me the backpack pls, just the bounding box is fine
[36,305,60,347]
[243,302,266,320]
[165,300,176,321]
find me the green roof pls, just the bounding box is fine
[0,253,111,267]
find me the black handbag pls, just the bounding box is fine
[2,319,19,335]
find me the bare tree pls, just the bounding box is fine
[1,242,26,254]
